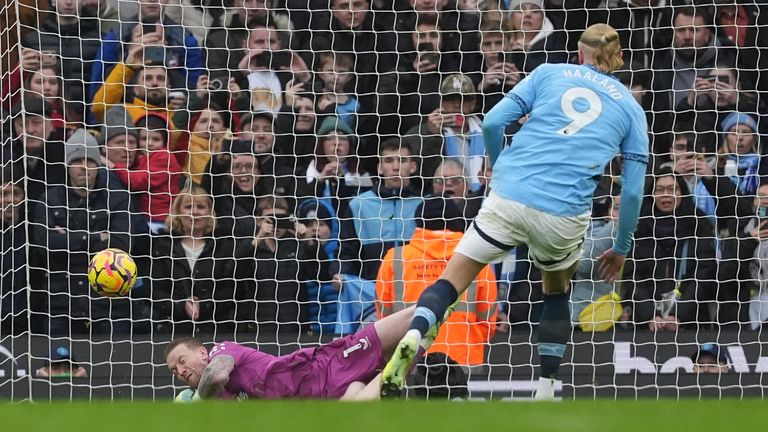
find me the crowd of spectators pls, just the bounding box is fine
[0,0,767,342]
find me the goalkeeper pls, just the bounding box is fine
[165,306,446,401]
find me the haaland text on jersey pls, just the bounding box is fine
[562,68,624,100]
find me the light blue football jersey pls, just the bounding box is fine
[483,63,649,218]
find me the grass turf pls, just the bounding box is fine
[3,399,765,432]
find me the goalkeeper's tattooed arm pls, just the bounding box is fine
[195,355,235,399]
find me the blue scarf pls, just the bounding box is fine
[444,125,485,191]
[726,153,760,195]
[694,180,716,220]
[695,154,761,218]
[336,96,360,130]
[692,182,724,260]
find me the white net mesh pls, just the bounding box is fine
[0,0,766,400]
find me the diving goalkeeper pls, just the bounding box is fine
[165,306,446,400]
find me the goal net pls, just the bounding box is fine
[0,0,766,401]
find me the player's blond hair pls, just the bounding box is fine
[578,24,624,73]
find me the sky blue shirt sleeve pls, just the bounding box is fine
[482,68,539,165]
[613,108,649,256]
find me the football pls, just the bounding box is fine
[88,248,137,297]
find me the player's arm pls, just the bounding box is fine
[614,107,650,257]
[195,354,235,400]
[599,110,649,282]
[613,157,646,255]
[482,70,538,165]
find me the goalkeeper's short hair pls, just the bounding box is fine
[164,337,204,359]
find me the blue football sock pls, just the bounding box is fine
[537,293,570,379]
[409,279,460,336]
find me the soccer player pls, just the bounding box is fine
[164,306,449,400]
[380,23,648,399]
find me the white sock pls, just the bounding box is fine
[404,329,422,343]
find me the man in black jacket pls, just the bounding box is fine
[303,0,397,94]
[1,95,66,204]
[378,13,466,135]
[274,92,317,175]
[605,0,665,68]
[649,6,737,138]
[28,129,134,335]
[0,166,27,336]
[250,196,307,335]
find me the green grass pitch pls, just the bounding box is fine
[3,399,765,432]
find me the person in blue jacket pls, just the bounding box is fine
[329,139,423,334]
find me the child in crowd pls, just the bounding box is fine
[315,52,360,130]
[183,106,230,185]
[112,112,183,233]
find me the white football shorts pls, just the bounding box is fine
[455,191,590,272]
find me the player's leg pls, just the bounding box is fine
[340,381,369,400]
[379,253,487,397]
[527,210,590,400]
[374,305,442,356]
[331,308,432,401]
[381,194,520,396]
[407,253,487,338]
[379,254,484,348]
[374,306,417,356]
[404,213,517,342]
[341,375,383,401]
[374,302,461,392]
[535,263,578,400]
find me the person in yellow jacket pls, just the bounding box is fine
[184,106,230,184]
[376,196,498,366]
[91,43,179,142]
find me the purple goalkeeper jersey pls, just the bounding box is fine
[208,326,384,400]
[207,341,280,399]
